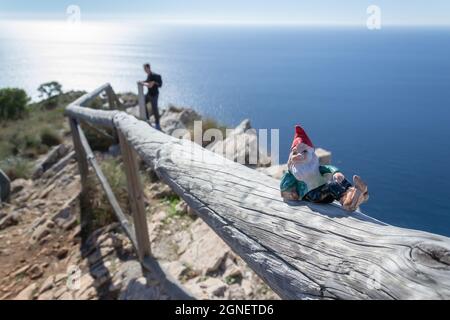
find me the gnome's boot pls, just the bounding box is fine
[348,188,366,211]
[353,175,369,202]
[340,187,368,212]
[340,187,357,211]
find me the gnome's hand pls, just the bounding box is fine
[281,187,299,201]
[333,172,345,183]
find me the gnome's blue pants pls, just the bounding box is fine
[303,179,352,203]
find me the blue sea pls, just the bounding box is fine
[1,21,449,236]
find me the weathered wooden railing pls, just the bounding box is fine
[66,83,450,300]
[65,84,193,299]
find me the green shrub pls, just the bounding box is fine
[83,158,128,231]
[0,88,29,120]
[0,156,33,180]
[40,127,62,147]
[101,158,127,197]
[10,133,38,155]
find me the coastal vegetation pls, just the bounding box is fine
[0,82,84,179]
[0,88,29,120]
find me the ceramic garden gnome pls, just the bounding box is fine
[280,125,369,211]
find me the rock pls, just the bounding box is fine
[27,264,44,280]
[159,107,201,135]
[76,286,96,300]
[119,92,139,108]
[38,233,53,245]
[163,261,191,280]
[208,119,271,168]
[69,225,82,242]
[223,264,242,280]
[175,201,188,215]
[41,151,76,179]
[77,273,95,295]
[194,277,227,298]
[0,248,11,256]
[151,184,177,199]
[0,212,20,230]
[37,290,54,300]
[56,247,69,260]
[12,265,31,278]
[151,210,167,224]
[174,230,191,255]
[51,194,79,227]
[315,148,332,165]
[59,292,74,300]
[39,276,55,294]
[119,277,160,300]
[14,283,37,300]
[10,178,31,194]
[181,220,229,274]
[206,279,227,298]
[61,217,77,231]
[38,183,56,199]
[54,273,67,284]
[227,284,245,299]
[53,287,67,299]
[30,220,55,244]
[0,168,11,202]
[241,279,253,296]
[32,144,69,179]
[30,216,48,232]
[115,260,146,287]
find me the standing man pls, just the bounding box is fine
[140,63,163,131]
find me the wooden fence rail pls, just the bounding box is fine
[66,83,450,300]
[66,84,193,299]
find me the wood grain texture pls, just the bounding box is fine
[65,104,118,128]
[113,111,450,300]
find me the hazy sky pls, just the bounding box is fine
[1,0,449,25]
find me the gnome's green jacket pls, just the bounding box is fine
[280,164,340,199]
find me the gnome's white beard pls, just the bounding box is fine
[290,152,326,192]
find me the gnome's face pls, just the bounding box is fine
[290,143,314,165]
[289,143,320,182]
[288,125,319,181]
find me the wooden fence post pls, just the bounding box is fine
[69,117,92,243]
[118,129,151,260]
[106,86,115,110]
[69,118,89,191]
[137,82,147,120]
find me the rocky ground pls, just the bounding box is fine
[0,104,279,300]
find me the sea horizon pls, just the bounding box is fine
[1,20,450,236]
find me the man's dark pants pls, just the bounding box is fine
[145,93,161,128]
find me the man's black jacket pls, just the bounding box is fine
[145,72,162,97]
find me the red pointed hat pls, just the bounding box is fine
[291,125,314,150]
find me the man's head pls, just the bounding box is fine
[143,63,151,74]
